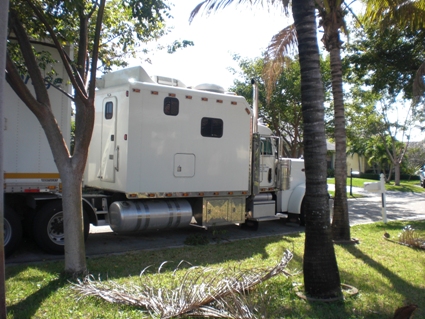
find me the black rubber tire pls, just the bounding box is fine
[241,219,259,231]
[33,200,90,255]
[4,207,23,257]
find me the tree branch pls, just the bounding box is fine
[23,0,88,101]
[9,9,50,108]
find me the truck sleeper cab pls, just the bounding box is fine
[3,65,306,257]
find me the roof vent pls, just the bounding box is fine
[194,83,225,94]
[151,75,186,88]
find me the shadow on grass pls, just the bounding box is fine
[7,275,68,318]
[337,243,424,318]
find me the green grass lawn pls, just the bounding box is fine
[5,220,425,318]
[327,178,425,194]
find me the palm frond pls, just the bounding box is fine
[72,250,294,318]
[362,0,425,31]
[263,25,297,100]
[189,0,290,23]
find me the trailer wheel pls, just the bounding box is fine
[33,200,90,255]
[4,207,23,257]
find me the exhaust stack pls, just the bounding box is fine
[251,79,258,133]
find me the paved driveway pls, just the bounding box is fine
[5,187,425,265]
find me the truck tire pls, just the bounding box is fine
[33,200,90,255]
[4,207,23,257]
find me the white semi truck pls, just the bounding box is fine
[3,51,306,256]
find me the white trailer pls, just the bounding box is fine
[3,61,306,256]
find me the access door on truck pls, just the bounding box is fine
[99,96,118,182]
[260,137,276,188]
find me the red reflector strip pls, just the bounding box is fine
[133,88,141,93]
[202,97,208,101]
[186,95,192,99]
[24,189,40,193]
[231,101,237,105]
[169,93,176,97]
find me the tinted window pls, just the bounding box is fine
[164,97,179,116]
[201,117,223,138]
[261,138,273,155]
[105,101,113,119]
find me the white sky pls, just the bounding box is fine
[124,1,423,141]
[130,1,293,90]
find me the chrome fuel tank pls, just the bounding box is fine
[108,199,192,233]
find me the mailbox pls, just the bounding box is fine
[364,182,381,193]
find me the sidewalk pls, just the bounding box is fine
[338,184,425,225]
[327,184,376,196]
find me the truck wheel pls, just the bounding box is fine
[4,207,23,257]
[241,219,259,231]
[33,200,90,255]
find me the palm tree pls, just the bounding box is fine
[190,0,342,299]
[264,0,351,242]
[317,0,350,241]
[292,0,342,299]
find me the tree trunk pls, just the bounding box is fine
[293,0,342,299]
[394,162,401,185]
[61,165,87,275]
[329,45,350,241]
[40,108,89,276]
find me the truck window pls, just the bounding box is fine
[164,97,179,116]
[201,117,223,138]
[261,137,273,155]
[105,101,113,119]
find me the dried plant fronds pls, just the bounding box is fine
[72,250,293,318]
[398,225,425,249]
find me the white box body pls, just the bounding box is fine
[85,68,252,196]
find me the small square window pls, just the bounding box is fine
[201,117,223,138]
[164,97,179,116]
[105,101,113,119]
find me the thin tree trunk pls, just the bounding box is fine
[330,45,350,241]
[61,168,87,275]
[394,162,401,185]
[293,0,342,299]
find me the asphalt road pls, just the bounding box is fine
[6,187,425,265]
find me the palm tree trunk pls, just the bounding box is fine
[293,0,342,299]
[330,45,351,241]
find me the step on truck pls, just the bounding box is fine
[4,49,306,256]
